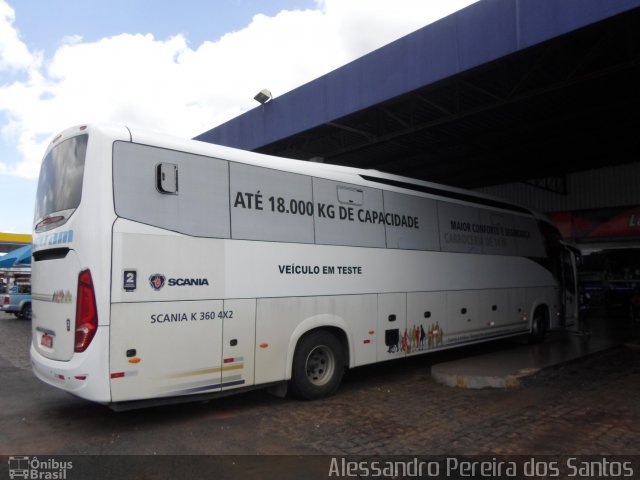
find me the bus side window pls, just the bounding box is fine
[229,163,315,244]
[113,142,230,239]
[313,178,385,248]
[337,186,363,206]
[383,190,440,251]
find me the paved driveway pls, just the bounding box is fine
[1,311,638,478]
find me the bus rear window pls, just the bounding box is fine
[34,134,88,231]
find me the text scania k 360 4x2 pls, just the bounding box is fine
[30,124,579,410]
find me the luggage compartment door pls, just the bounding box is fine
[110,300,224,403]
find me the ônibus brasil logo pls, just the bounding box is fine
[8,456,73,479]
[149,274,166,291]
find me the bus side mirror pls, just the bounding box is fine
[156,163,179,195]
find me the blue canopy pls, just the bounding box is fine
[0,244,32,268]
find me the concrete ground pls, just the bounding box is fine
[1,310,639,478]
[432,314,638,389]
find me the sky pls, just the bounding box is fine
[0,0,478,235]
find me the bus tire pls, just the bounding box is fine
[528,309,547,344]
[291,330,345,400]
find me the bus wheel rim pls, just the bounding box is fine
[305,345,335,386]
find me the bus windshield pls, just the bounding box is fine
[34,134,88,231]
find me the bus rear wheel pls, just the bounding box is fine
[291,330,345,400]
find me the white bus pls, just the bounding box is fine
[30,124,578,409]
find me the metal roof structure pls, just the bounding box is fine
[0,244,31,268]
[0,233,32,256]
[195,0,640,191]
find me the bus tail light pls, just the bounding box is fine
[75,269,98,353]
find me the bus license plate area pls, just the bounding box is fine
[41,333,54,349]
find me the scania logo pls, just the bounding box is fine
[168,278,209,286]
[148,274,209,290]
[149,274,166,291]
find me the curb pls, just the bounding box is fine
[430,340,624,389]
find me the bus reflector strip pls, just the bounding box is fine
[223,356,244,364]
[168,377,246,396]
[111,371,138,379]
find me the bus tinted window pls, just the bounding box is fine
[230,163,314,243]
[383,191,440,250]
[313,178,386,248]
[34,134,88,222]
[113,142,231,238]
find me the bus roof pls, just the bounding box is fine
[55,123,540,219]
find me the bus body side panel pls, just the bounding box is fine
[377,293,407,361]
[255,287,551,388]
[110,226,259,402]
[406,292,447,356]
[446,290,480,338]
[509,288,528,328]
[109,301,224,403]
[221,298,256,391]
[223,241,555,299]
[479,289,509,329]
[254,295,377,385]
[110,224,228,304]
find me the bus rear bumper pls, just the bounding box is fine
[30,328,111,404]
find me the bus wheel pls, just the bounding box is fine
[528,309,547,344]
[291,330,345,400]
